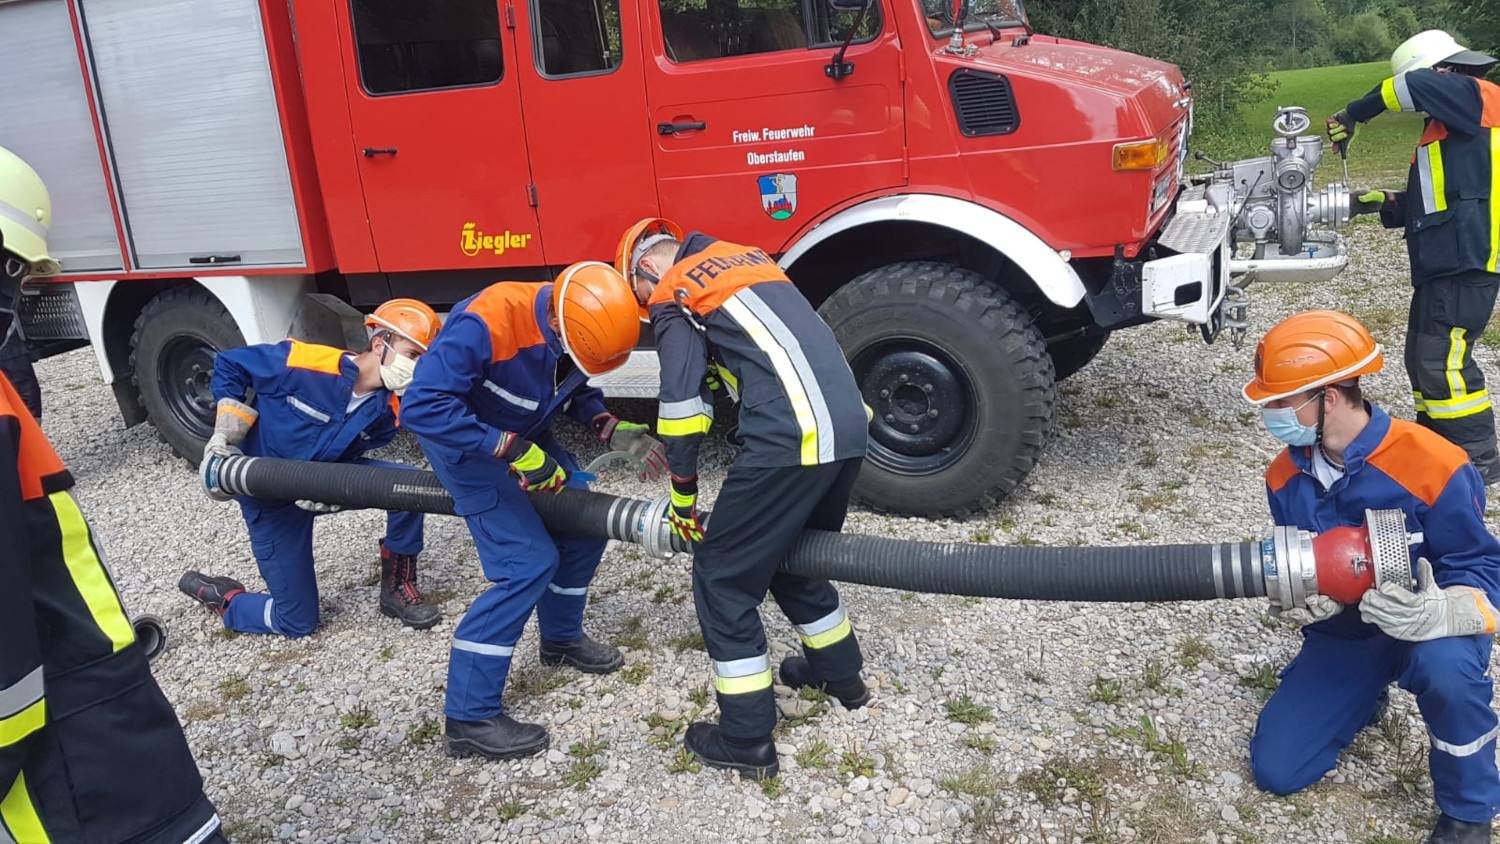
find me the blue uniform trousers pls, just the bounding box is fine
[1250,628,1500,823]
[222,458,425,638]
[431,443,607,722]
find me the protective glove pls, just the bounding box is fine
[705,362,723,393]
[1359,558,1500,642]
[1270,594,1343,626]
[668,475,706,544]
[1351,189,1390,216]
[498,432,569,494]
[295,500,343,514]
[601,418,668,481]
[213,397,257,447]
[1326,110,1355,146]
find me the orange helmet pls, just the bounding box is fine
[616,217,684,321]
[1243,310,1384,405]
[554,261,639,376]
[365,298,440,351]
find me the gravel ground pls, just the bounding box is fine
[34,219,1500,844]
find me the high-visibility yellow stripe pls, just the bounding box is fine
[720,297,819,465]
[657,414,713,437]
[1446,328,1469,398]
[1382,78,1401,112]
[800,617,853,650]
[1488,128,1499,273]
[0,699,45,748]
[1430,142,1448,212]
[1413,390,1428,413]
[1,772,50,843]
[714,668,773,696]
[49,492,134,653]
[1425,390,1492,419]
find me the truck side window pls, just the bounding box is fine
[534,0,624,77]
[351,0,504,95]
[659,0,879,63]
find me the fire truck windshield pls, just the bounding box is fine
[920,0,1025,37]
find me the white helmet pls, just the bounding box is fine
[0,147,60,277]
[1390,29,1497,76]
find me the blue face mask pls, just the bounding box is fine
[1261,393,1321,446]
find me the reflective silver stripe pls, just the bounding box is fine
[286,396,331,423]
[1393,73,1415,111]
[713,654,770,678]
[184,814,223,844]
[453,639,515,657]
[794,607,847,637]
[1212,545,1226,599]
[264,599,279,634]
[1418,148,1440,215]
[547,583,588,596]
[1229,543,1245,599]
[0,819,14,844]
[483,380,539,411]
[734,289,837,463]
[659,397,714,420]
[0,668,43,721]
[0,198,46,239]
[1431,722,1500,757]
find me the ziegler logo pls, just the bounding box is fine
[461,223,535,257]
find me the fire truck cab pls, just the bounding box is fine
[0,0,1345,516]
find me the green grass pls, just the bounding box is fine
[1197,62,1425,187]
[944,695,994,725]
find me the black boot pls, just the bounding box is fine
[379,545,441,630]
[779,656,871,709]
[683,722,779,780]
[1427,814,1493,843]
[445,714,549,759]
[178,571,245,615]
[539,635,624,674]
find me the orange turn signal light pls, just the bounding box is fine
[1112,136,1169,171]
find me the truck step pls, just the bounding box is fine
[588,350,661,399]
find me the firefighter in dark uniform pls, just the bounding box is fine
[617,218,872,780]
[1327,30,1500,482]
[0,158,224,842]
[0,147,52,420]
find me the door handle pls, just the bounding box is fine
[362,147,398,157]
[657,121,706,135]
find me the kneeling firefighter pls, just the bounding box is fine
[400,262,665,760]
[181,300,444,635]
[0,150,224,842]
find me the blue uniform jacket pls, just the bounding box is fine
[211,340,399,465]
[399,282,608,513]
[1267,403,1500,636]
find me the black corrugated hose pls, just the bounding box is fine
[206,455,1267,602]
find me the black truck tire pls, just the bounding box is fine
[1048,329,1110,382]
[130,287,245,463]
[818,262,1054,517]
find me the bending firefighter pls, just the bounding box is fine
[181,300,444,635]
[1243,311,1500,843]
[0,147,57,420]
[1,152,224,843]
[620,218,872,780]
[1327,30,1500,482]
[400,263,666,760]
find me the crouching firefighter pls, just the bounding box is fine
[619,218,873,780]
[1242,311,1500,843]
[181,300,444,635]
[400,262,666,760]
[1,157,224,842]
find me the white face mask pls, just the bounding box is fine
[379,352,417,395]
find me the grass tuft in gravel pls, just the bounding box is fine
[339,707,377,729]
[944,694,994,725]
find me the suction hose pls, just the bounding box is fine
[203,455,1414,609]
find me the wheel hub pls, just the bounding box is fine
[856,346,973,472]
[160,338,218,438]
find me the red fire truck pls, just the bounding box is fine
[0,0,1349,516]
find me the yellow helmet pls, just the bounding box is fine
[0,147,60,277]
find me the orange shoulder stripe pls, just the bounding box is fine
[286,341,346,375]
[1266,449,1300,493]
[1365,419,1469,507]
[467,283,548,363]
[1479,79,1500,129]
[2,374,69,500]
[652,241,791,315]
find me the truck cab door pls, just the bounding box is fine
[640,0,905,250]
[335,0,544,274]
[514,0,662,263]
